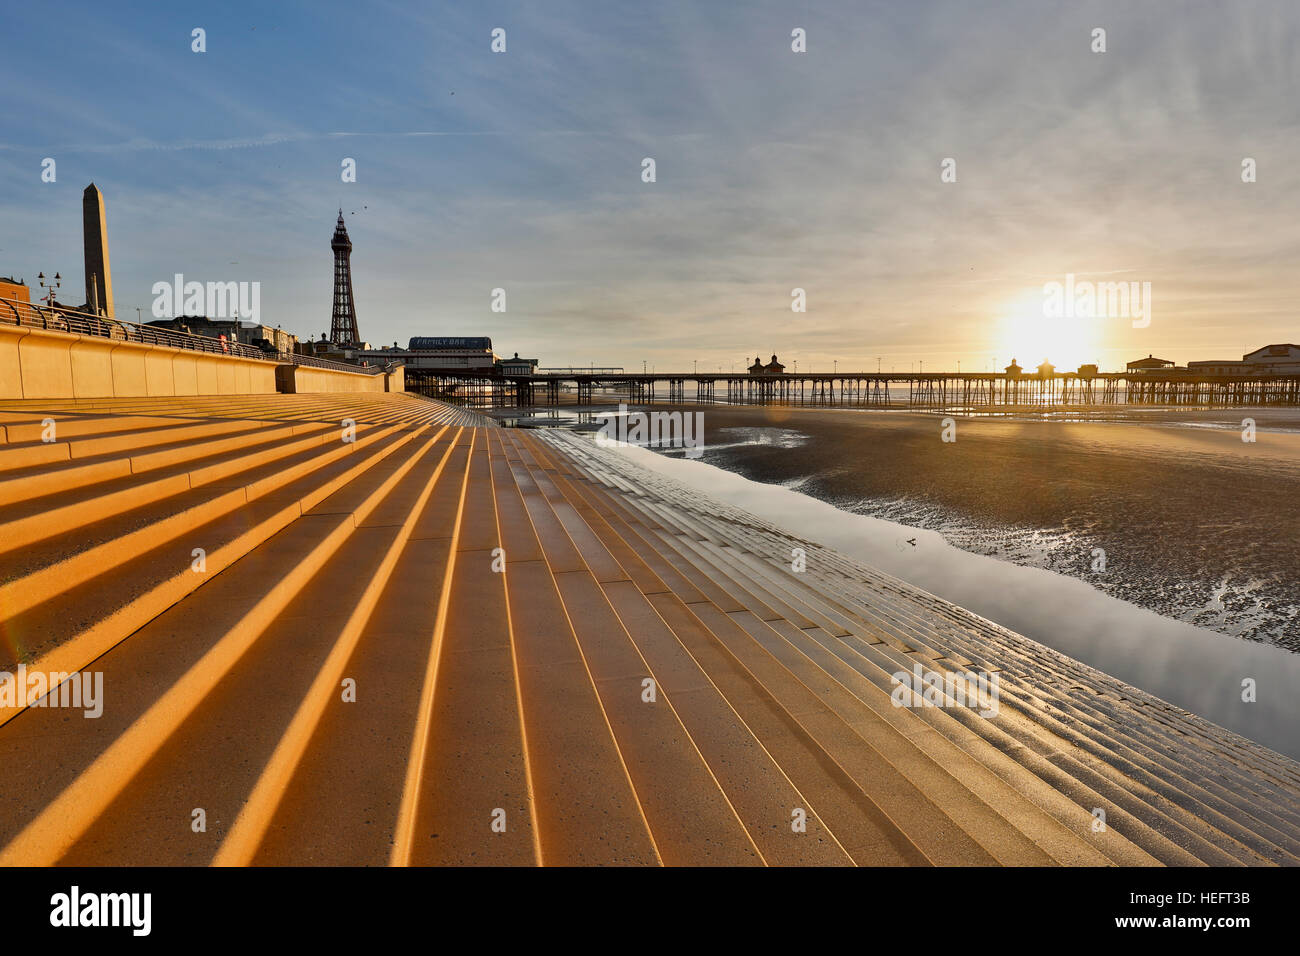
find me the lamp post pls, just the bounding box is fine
[37,271,61,307]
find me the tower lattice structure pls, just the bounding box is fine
[329,210,360,345]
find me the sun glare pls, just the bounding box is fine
[995,290,1102,371]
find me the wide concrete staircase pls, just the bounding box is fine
[0,393,1296,866]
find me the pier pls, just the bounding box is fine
[407,367,1300,409]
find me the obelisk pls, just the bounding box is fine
[82,182,113,317]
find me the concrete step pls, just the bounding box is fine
[497,431,776,864]
[60,437,455,865]
[0,411,202,442]
[493,434,785,868]
[236,434,472,865]
[564,455,1242,868]
[0,424,454,865]
[536,428,1300,866]
[24,419,386,549]
[519,433,1017,864]
[398,431,540,865]
[779,557,1300,845]
[523,450,927,864]
[0,426,441,726]
[0,419,346,511]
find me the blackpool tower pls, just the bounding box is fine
[328,210,360,345]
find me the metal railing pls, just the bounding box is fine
[282,351,386,375]
[537,367,625,374]
[0,296,277,362]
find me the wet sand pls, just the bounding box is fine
[643,404,1300,648]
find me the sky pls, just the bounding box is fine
[2,0,1298,374]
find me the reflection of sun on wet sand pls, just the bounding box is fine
[670,404,1300,648]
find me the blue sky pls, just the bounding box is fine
[2,0,1298,372]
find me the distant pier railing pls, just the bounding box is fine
[405,367,1300,410]
[538,366,625,374]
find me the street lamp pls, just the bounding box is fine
[37,271,61,306]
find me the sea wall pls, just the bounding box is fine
[276,363,387,394]
[0,323,277,399]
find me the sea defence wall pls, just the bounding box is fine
[0,324,406,399]
[275,363,389,394]
[0,323,277,400]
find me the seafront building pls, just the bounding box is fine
[0,277,29,304]
[1126,354,1176,373]
[146,316,298,355]
[1188,344,1300,377]
[356,336,497,371]
[497,352,540,376]
[747,354,786,374]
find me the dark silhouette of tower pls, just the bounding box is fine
[83,183,113,317]
[329,210,360,345]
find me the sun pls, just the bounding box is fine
[995,289,1102,371]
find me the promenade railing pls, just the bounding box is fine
[0,296,276,362]
[281,351,387,375]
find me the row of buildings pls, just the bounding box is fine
[306,334,539,376]
[1128,345,1300,376]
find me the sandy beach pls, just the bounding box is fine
[591,404,1300,648]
